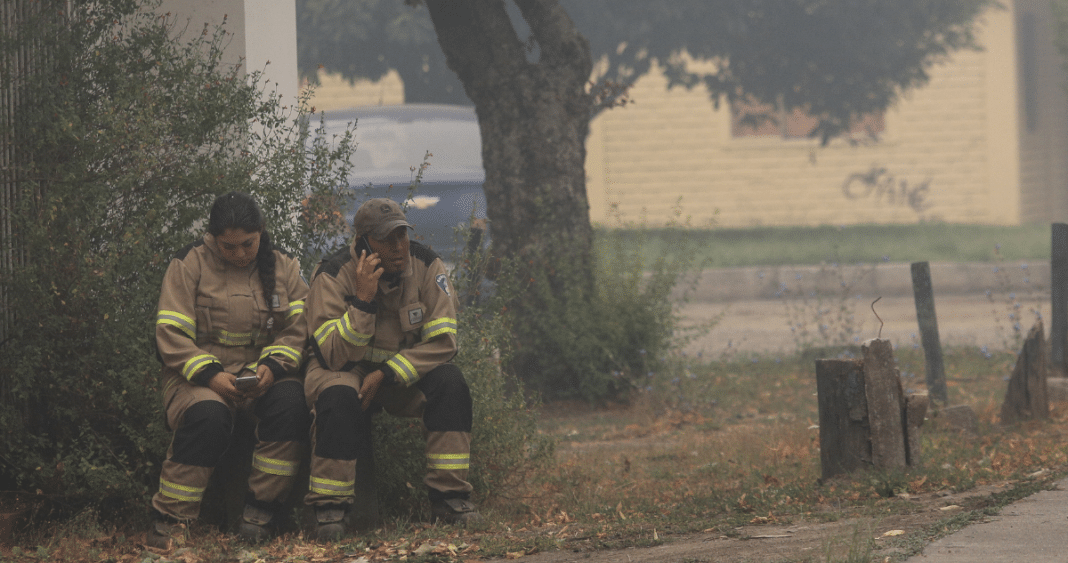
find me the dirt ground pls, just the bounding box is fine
[482,293,1046,563]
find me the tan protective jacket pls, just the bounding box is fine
[155,234,308,388]
[307,239,458,385]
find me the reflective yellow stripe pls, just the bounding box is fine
[157,310,195,339]
[428,453,470,470]
[159,478,205,502]
[338,313,372,346]
[309,476,355,496]
[313,319,338,347]
[252,454,298,476]
[386,353,417,385]
[215,329,253,346]
[182,354,219,381]
[260,345,302,364]
[287,300,305,319]
[363,347,393,363]
[421,317,457,340]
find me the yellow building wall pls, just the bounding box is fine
[586,4,1024,228]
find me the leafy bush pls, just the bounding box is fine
[0,0,352,505]
[368,238,556,518]
[507,216,706,403]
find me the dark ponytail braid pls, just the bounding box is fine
[208,191,276,311]
[256,230,277,310]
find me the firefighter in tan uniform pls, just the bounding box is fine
[148,192,310,548]
[304,198,480,540]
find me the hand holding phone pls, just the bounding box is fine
[234,375,259,390]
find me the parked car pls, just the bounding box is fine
[315,104,488,262]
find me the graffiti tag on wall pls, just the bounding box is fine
[842,167,931,213]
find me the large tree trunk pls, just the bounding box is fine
[423,0,594,266]
[424,0,596,395]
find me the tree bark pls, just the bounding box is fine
[422,0,594,266]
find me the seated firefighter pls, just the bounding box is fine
[148,192,310,547]
[303,198,481,540]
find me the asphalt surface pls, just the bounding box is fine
[689,260,1065,562]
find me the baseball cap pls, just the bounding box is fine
[353,198,413,239]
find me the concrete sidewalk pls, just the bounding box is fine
[905,476,1068,562]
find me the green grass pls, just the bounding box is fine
[602,222,1052,268]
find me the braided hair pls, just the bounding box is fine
[207,192,277,310]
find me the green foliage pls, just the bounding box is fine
[0,0,353,504]
[368,244,555,517]
[507,218,705,403]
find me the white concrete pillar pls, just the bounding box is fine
[157,0,299,106]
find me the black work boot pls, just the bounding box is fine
[236,504,273,544]
[315,504,347,541]
[145,512,185,549]
[430,498,483,525]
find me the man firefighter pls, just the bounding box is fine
[303,198,480,540]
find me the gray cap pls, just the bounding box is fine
[353,198,413,239]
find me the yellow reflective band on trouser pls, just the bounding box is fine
[386,354,417,385]
[260,345,302,365]
[287,300,304,318]
[309,476,355,497]
[421,317,457,340]
[252,454,299,476]
[183,354,220,381]
[159,478,205,502]
[428,453,470,470]
[157,310,196,339]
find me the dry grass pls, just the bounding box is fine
[4,346,1068,562]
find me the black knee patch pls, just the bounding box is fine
[255,380,310,443]
[314,385,363,460]
[172,400,232,467]
[416,364,472,433]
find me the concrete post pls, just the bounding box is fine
[911,261,948,404]
[1050,223,1068,376]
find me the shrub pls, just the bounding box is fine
[0,0,352,506]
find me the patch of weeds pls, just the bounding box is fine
[821,521,874,563]
[779,256,874,354]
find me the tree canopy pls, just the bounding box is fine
[299,0,993,138]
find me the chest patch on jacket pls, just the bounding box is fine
[408,307,424,325]
[436,274,450,295]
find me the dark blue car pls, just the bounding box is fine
[317,104,487,263]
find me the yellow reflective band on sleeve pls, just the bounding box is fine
[286,300,305,319]
[182,354,220,381]
[313,319,338,346]
[421,317,457,340]
[159,478,205,502]
[260,345,302,364]
[215,329,253,346]
[386,353,417,385]
[428,453,470,470]
[309,476,355,496]
[338,313,372,346]
[252,454,299,477]
[157,310,195,339]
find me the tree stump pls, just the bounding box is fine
[816,338,927,480]
[1000,320,1049,425]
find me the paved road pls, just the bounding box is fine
[680,261,1052,356]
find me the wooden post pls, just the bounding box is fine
[911,262,948,404]
[862,339,907,469]
[1051,223,1068,377]
[1000,320,1050,425]
[816,358,871,480]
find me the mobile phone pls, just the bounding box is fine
[235,375,259,390]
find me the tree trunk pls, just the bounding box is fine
[423,0,594,267]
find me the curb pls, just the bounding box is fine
[682,261,1050,303]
